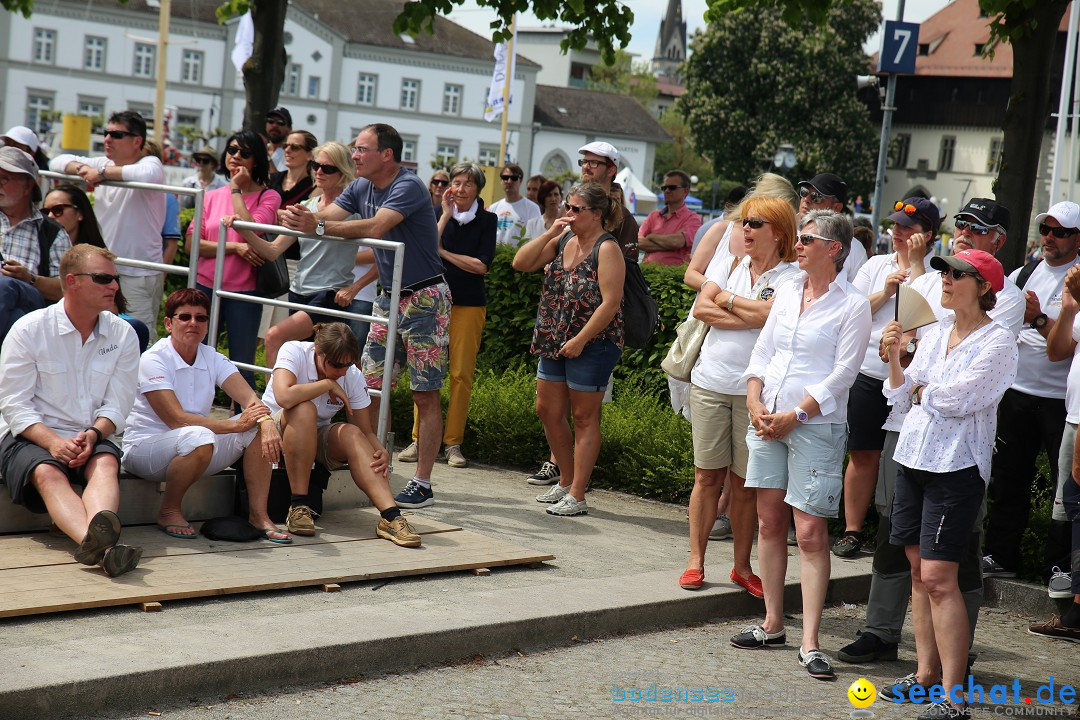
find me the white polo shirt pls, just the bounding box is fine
[262,341,371,427]
[123,338,240,450]
[1007,258,1080,398]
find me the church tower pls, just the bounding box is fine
[653,0,687,79]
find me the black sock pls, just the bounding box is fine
[380,507,401,522]
[1063,602,1080,628]
[291,494,309,507]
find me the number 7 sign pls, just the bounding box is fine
[878,20,920,74]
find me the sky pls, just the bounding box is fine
[445,0,950,63]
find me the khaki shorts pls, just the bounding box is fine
[689,384,749,476]
[270,410,348,471]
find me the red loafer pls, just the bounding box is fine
[679,568,704,590]
[731,568,764,598]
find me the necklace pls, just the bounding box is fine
[947,315,989,353]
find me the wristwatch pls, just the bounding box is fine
[911,385,923,406]
[315,219,326,237]
[904,338,917,356]
[794,406,809,423]
[1030,313,1048,330]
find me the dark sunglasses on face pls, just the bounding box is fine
[266,118,287,126]
[430,179,449,187]
[327,358,355,370]
[797,233,833,246]
[172,312,209,323]
[941,268,977,281]
[1039,223,1079,239]
[742,218,769,229]
[225,145,254,159]
[44,204,74,217]
[74,272,121,285]
[193,156,214,165]
[103,129,137,140]
[310,162,341,175]
[800,186,829,204]
[564,202,593,214]
[954,218,994,236]
[661,184,686,192]
[501,174,521,182]
[284,143,310,152]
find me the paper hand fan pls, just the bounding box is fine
[895,283,938,332]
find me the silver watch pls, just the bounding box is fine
[315,219,326,236]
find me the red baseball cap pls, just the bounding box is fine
[930,249,1004,292]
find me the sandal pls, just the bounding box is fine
[258,528,292,544]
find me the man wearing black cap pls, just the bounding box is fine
[798,173,866,281]
[265,107,292,173]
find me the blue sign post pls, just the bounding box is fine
[878,20,920,75]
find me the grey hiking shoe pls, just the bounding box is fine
[709,514,732,540]
[545,494,588,516]
[536,483,569,504]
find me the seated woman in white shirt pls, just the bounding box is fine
[680,196,798,597]
[880,249,1017,719]
[122,289,288,542]
[730,210,872,683]
[253,322,421,548]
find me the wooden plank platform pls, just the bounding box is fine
[0,509,555,618]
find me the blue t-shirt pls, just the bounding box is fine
[162,193,181,239]
[334,168,444,289]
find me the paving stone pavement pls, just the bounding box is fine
[76,604,1078,720]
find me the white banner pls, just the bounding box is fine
[484,23,517,122]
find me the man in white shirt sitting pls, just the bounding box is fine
[50,110,166,339]
[0,244,142,577]
[489,163,541,245]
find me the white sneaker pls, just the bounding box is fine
[398,441,418,463]
[1048,567,1073,599]
[536,483,570,504]
[546,494,588,516]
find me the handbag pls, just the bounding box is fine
[661,314,709,382]
[255,254,289,297]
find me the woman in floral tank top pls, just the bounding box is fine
[512,183,625,518]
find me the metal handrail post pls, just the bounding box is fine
[378,243,406,441]
[188,187,204,289]
[208,220,228,343]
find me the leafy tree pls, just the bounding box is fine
[681,0,880,189]
[654,107,715,189]
[587,49,658,108]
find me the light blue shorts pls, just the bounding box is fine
[744,422,847,518]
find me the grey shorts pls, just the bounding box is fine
[744,422,847,518]
[689,384,749,476]
[0,432,122,514]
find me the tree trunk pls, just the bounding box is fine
[242,0,288,132]
[995,1,1068,272]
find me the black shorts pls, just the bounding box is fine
[846,372,890,451]
[890,463,985,562]
[0,433,122,514]
[289,289,346,327]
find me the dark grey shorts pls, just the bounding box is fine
[0,433,122,514]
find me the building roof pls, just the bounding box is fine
[533,85,670,142]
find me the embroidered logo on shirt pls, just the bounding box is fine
[758,288,775,301]
[97,343,119,356]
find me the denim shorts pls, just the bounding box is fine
[744,422,847,518]
[536,339,622,393]
[362,284,450,392]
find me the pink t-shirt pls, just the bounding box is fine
[639,204,703,265]
[193,186,282,291]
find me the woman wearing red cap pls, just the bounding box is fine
[880,248,1018,720]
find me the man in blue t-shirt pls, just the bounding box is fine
[280,123,448,510]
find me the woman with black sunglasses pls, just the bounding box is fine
[428,170,450,219]
[42,184,106,249]
[268,130,316,208]
[189,129,281,388]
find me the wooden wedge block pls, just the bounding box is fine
[470,567,491,576]
[139,601,163,612]
[321,583,341,592]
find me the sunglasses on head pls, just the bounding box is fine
[578,158,611,169]
[661,184,686,192]
[310,162,341,175]
[800,186,829,204]
[954,218,995,236]
[501,174,522,182]
[564,202,593,214]
[940,268,977,281]
[742,218,769,229]
[797,233,834,246]
[103,129,137,140]
[44,203,74,217]
[894,201,917,216]
[430,179,449,187]
[225,145,254,159]
[1039,223,1079,239]
[171,312,209,323]
[284,143,310,152]
[74,272,120,285]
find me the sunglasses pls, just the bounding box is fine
[103,130,138,140]
[171,312,209,323]
[578,159,611,169]
[953,218,995,236]
[430,179,449,187]
[74,272,121,285]
[225,145,254,159]
[564,202,593,214]
[193,156,215,165]
[501,174,522,182]
[326,358,355,370]
[1039,223,1079,239]
[661,184,687,192]
[284,143,310,152]
[44,203,74,217]
[266,117,288,126]
[796,233,834,246]
[742,218,769,229]
[940,268,978,281]
[894,201,918,216]
[310,162,341,175]
[800,187,829,204]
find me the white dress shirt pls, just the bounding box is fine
[853,251,934,379]
[0,304,139,441]
[743,270,872,424]
[262,341,371,427]
[885,316,1018,484]
[123,338,241,450]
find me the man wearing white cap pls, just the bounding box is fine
[1,126,47,170]
[578,141,639,260]
[983,200,1080,582]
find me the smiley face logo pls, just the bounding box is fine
[848,677,877,709]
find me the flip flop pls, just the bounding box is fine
[156,523,199,539]
[259,528,292,545]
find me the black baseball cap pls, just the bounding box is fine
[798,173,847,204]
[955,197,1010,233]
[266,106,292,126]
[888,197,941,230]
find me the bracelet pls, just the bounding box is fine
[726,293,735,312]
[29,274,37,286]
[256,415,274,424]
[231,188,243,194]
[85,426,103,444]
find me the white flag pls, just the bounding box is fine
[484,24,517,122]
[231,11,254,73]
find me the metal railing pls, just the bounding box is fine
[212,219,404,443]
[40,170,203,287]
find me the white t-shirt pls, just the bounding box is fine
[910,269,1026,338]
[692,256,797,395]
[262,341,371,427]
[1064,314,1080,423]
[123,338,239,450]
[844,239,868,283]
[852,252,934,379]
[490,197,541,245]
[1007,259,1079,398]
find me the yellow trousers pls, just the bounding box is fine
[411,304,486,446]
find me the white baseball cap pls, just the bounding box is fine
[1035,201,1080,230]
[578,141,619,165]
[1,126,40,153]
